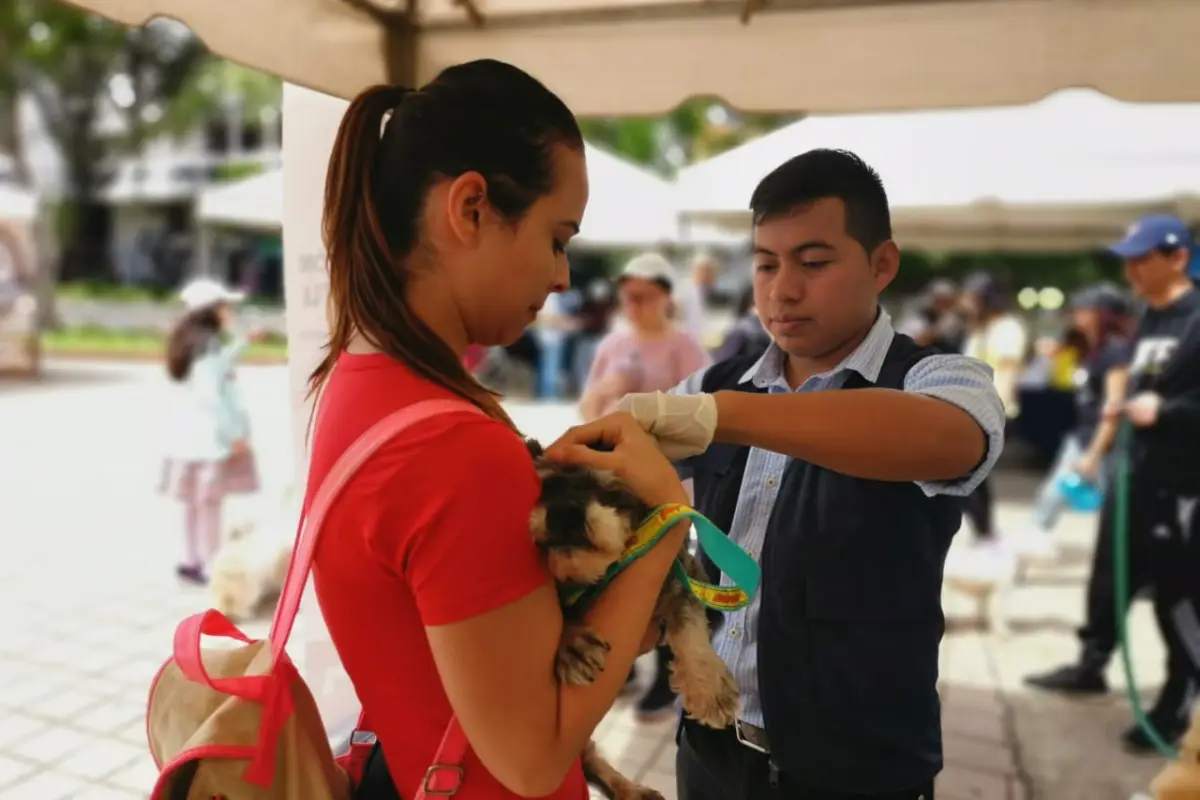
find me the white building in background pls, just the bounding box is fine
[9,88,282,287]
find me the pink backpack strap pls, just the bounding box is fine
[268,397,481,793]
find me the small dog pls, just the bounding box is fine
[209,518,291,622]
[942,564,1014,636]
[526,440,739,800]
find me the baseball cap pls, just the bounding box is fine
[1107,214,1193,259]
[617,252,674,292]
[926,278,958,299]
[179,277,246,310]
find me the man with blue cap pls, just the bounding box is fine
[1026,213,1200,754]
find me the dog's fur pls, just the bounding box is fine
[209,520,291,621]
[526,440,738,800]
[942,570,1013,636]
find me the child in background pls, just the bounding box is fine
[1049,327,1089,391]
[158,278,261,585]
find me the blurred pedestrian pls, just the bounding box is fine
[713,284,771,363]
[570,278,617,395]
[579,251,710,721]
[580,253,710,422]
[158,278,261,585]
[1012,284,1135,561]
[945,271,1028,584]
[674,251,717,345]
[1025,214,1200,754]
[897,278,965,353]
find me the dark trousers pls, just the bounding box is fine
[676,723,934,800]
[353,744,401,799]
[1079,478,1200,724]
[963,478,994,540]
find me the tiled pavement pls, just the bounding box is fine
[0,361,1177,798]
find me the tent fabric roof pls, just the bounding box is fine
[60,0,1200,116]
[575,143,677,248]
[675,89,1200,216]
[0,184,38,223]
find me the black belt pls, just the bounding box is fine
[681,721,935,800]
[734,720,771,754]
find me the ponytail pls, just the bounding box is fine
[308,84,515,429]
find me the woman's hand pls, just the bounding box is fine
[230,439,250,458]
[546,412,689,507]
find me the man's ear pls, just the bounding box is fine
[444,171,489,246]
[871,240,900,293]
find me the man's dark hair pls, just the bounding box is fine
[749,148,892,254]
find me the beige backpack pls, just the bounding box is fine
[146,400,481,799]
[1150,702,1200,800]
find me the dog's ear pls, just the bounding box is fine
[525,438,545,458]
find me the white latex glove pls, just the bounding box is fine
[615,391,718,461]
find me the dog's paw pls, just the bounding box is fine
[671,652,739,729]
[556,626,611,685]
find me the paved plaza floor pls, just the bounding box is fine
[0,361,1177,799]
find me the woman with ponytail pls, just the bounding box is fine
[303,60,689,800]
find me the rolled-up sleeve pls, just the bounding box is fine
[904,353,1006,497]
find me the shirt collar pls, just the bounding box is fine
[739,308,896,389]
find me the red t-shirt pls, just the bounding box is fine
[304,352,586,800]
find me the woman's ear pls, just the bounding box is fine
[444,171,490,246]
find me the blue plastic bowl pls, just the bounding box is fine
[1056,471,1105,512]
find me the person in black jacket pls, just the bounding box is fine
[713,284,772,363]
[1025,214,1200,753]
[549,149,1007,800]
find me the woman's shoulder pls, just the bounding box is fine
[314,361,532,479]
[596,326,636,353]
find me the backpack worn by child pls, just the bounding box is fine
[145,399,481,799]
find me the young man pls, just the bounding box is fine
[560,149,1006,799]
[1025,214,1200,753]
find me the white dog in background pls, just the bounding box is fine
[942,553,1016,637]
[210,488,297,621]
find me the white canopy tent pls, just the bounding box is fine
[0,184,37,224]
[196,168,284,232]
[675,89,1200,252]
[574,144,677,248]
[193,146,684,247]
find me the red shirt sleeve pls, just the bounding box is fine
[369,416,549,626]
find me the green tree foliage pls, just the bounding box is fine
[579,97,798,177]
[0,1,281,300]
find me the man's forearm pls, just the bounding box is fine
[712,388,989,482]
[1082,418,1118,463]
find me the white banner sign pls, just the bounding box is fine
[281,83,360,743]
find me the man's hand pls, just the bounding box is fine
[1124,392,1162,427]
[1073,453,1101,482]
[545,413,689,507]
[615,391,718,461]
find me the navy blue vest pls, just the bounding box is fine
[688,334,964,794]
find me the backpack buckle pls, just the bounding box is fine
[422,764,465,796]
